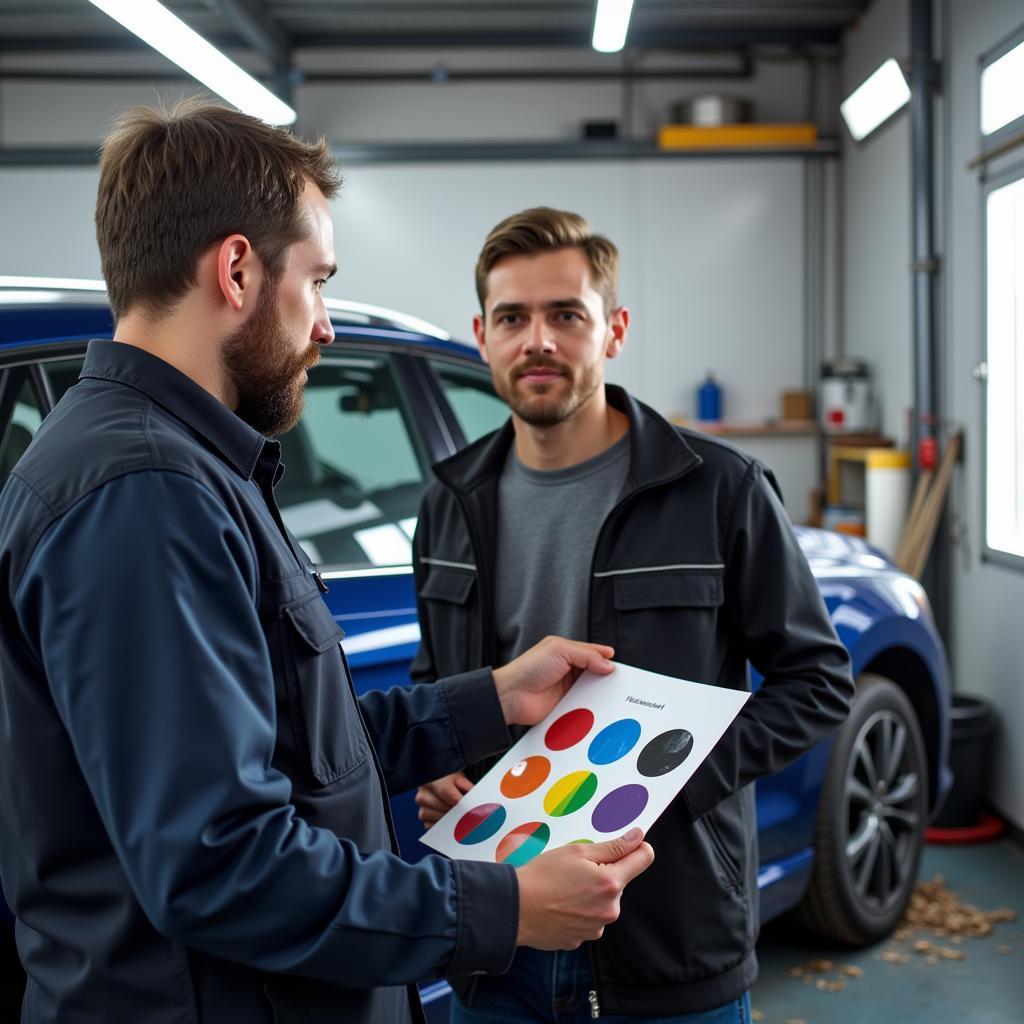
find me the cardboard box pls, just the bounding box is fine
[781,389,813,421]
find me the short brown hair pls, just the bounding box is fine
[96,97,342,319]
[475,207,620,315]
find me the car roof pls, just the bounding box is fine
[0,276,476,360]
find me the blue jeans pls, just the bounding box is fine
[450,946,751,1023]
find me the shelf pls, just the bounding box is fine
[671,417,820,437]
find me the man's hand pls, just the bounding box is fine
[516,829,654,949]
[415,771,473,828]
[493,636,615,726]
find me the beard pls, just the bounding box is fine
[222,278,321,437]
[493,356,603,427]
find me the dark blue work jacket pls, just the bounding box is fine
[0,340,518,1023]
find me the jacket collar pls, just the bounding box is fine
[79,339,271,481]
[433,384,702,495]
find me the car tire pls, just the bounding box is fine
[796,673,929,945]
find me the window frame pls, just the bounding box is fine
[979,23,1024,147]
[980,156,1024,571]
[424,352,508,450]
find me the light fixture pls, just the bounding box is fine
[592,0,635,54]
[981,38,1024,136]
[87,0,296,126]
[840,58,911,141]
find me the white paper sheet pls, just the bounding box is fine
[420,661,750,866]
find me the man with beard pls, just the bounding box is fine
[412,207,854,1023]
[0,108,656,1024]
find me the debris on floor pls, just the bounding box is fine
[784,956,863,993]
[780,874,1019,1002]
[903,874,1017,939]
[875,874,1018,967]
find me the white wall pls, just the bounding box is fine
[0,47,841,525]
[841,0,1024,830]
[842,0,913,445]
[329,156,807,422]
[942,0,1024,831]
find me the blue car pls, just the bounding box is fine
[0,279,951,1016]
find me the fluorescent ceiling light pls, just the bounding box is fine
[982,39,1024,136]
[840,58,911,141]
[87,0,296,126]
[592,0,635,54]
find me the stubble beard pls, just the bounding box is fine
[495,358,603,427]
[223,278,321,437]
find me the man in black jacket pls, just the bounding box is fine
[0,115,655,1024]
[413,207,855,1022]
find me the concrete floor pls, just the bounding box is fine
[3,841,1021,1022]
[752,839,1024,1024]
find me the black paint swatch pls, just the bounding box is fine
[636,728,694,777]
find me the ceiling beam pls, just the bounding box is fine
[0,138,841,168]
[0,25,843,54]
[201,0,293,101]
[285,27,845,49]
[201,0,289,69]
[0,34,241,53]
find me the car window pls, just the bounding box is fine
[277,351,429,569]
[41,358,86,405]
[430,359,509,443]
[0,377,44,489]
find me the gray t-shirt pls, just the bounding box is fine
[495,433,630,664]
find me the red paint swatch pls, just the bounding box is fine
[544,708,596,751]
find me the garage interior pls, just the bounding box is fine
[1,1,1023,1022]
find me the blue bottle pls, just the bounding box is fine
[697,372,722,422]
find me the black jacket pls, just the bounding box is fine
[411,385,854,1015]
[0,342,519,1024]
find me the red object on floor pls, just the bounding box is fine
[925,811,1005,844]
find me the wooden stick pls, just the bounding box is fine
[895,470,933,571]
[905,432,962,579]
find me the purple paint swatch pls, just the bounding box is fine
[591,784,649,833]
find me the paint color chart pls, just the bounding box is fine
[421,662,750,865]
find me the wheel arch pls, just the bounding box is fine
[854,635,950,817]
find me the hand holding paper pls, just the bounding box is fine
[492,635,616,726]
[422,662,750,862]
[515,827,654,949]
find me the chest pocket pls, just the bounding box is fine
[281,592,367,787]
[613,569,724,611]
[612,569,725,678]
[420,566,475,605]
[419,566,477,674]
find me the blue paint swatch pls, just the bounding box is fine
[588,718,642,765]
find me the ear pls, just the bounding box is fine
[473,313,490,364]
[216,234,260,313]
[605,306,630,360]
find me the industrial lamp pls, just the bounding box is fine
[840,58,911,141]
[592,0,635,54]
[87,0,296,126]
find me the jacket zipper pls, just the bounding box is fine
[586,941,603,1019]
[579,467,702,1019]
